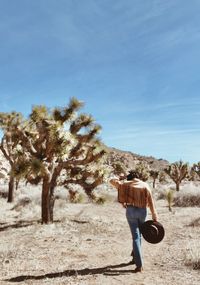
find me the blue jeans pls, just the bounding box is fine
[126,206,147,268]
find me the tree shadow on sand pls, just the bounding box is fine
[0,219,61,232]
[0,220,39,232]
[5,262,136,282]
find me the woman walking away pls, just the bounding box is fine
[110,171,158,273]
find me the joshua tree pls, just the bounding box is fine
[164,160,189,191]
[191,162,200,180]
[149,170,160,188]
[3,98,106,223]
[112,161,126,176]
[0,112,25,202]
[158,171,167,183]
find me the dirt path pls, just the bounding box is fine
[0,198,199,285]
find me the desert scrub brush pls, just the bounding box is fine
[185,240,200,270]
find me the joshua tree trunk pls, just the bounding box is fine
[85,188,96,201]
[41,177,51,224]
[152,179,156,189]
[176,182,180,191]
[41,176,57,223]
[15,180,20,190]
[7,176,15,203]
[49,185,56,223]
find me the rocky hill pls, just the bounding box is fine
[105,146,169,172]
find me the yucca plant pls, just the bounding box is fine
[166,189,174,212]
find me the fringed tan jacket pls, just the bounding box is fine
[110,178,158,221]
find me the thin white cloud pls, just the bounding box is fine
[104,127,200,141]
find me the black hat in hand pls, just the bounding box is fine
[140,220,165,244]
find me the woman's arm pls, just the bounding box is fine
[147,188,158,221]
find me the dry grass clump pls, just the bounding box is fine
[156,185,175,200]
[94,196,107,205]
[0,190,8,199]
[11,197,31,211]
[188,217,200,227]
[174,195,200,207]
[156,186,175,211]
[157,182,200,207]
[0,246,18,265]
[93,184,116,203]
[68,189,85,203]
[185,240,200,270]
[173,183,200,207]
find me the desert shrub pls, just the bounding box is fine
[0,246,18,264]
[68,190,85,203]
[95,196,107,205]
[173,194,200,207]
[156,187,175,211]
[0,190,8,199]
[73,194,84,203]
[164,183,200,207]
[185,240,200,270]
[11,197,31,211]
[188,217,200,227]
[93,183,115,202]
[156,189,167,200]
[156,183,200,208]
[156,186,175,200]
[158,171,168,183]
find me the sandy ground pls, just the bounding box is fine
[0,186,200,285]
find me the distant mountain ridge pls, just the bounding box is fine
[106,146,169,172]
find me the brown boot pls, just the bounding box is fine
[134,267,143,273]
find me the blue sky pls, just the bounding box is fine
[0,0,200,164]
